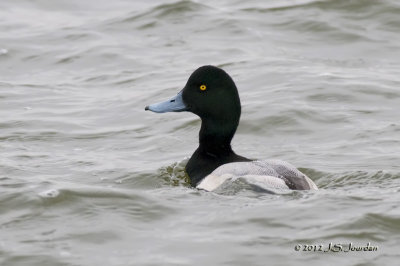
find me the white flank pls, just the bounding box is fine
[197,174,234,191]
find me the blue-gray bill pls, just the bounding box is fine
[145,91,188,113]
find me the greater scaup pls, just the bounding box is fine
[145,66,318,192]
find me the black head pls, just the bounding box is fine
[146,65,241,126]
[181,66,241,122]
[145,65,242,146]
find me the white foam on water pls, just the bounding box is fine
[39,189,60,198]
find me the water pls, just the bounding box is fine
[1,0,400,265]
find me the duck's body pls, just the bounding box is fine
[198,160,318,192]
[186,145,250,187]
[145,65,317,192]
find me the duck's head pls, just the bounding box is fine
[145,65,241,126]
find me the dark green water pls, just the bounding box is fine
[1,0,400,265]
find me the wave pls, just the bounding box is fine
[106,0,212,26]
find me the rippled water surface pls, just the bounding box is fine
[1,0,400,265]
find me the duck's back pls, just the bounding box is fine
[197,159,318,192]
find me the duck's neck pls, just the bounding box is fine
[198,117,238,156]
[186,114,250,187]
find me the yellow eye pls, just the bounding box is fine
[200,84,207,91]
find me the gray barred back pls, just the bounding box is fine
[209,159,317,190]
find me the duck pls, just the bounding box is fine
[145,65,318,192]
